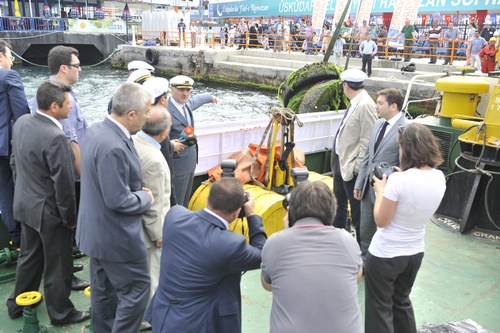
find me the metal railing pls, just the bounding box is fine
[0,16,67,31]
[140,29,468,64]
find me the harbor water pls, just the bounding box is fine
[16,65,279,125]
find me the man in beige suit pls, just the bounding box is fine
[331,69,377,244]
[133,77,172,307]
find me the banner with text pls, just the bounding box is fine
[333,0,349,25]
[387,0,422,49]
[312,0,329,33]
[356,0,374,26]
[67,18,126,33]
[208,0,500,19]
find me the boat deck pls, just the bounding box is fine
[0,221,498,332]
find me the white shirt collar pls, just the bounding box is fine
[386,112,403,127]
[204,208,229,229]
[136,130,161,150]
[36,110,63,131]
[170,98,185,113]
[107,115,131,139]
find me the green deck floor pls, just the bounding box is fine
[0,221,499,332]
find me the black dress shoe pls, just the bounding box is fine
[73,264,83,273]
[51,310,90,326]
[71,276,90,290]
[8,308,23,319]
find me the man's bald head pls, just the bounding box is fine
[142,106,171,137]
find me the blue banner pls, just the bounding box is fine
[209,0,500,18]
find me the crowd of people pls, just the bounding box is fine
[0,37,453,333]
[181,17,499,73]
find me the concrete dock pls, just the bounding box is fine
[111,44,471,98]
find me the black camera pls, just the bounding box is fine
[282,168,309,209]
[178,135,197,147]
[220,159,248,219]
[221,159,238,178]
[239,192,249,219]
[371,162,396,186]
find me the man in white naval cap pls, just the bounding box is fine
[127,60,155,74]
[127,68,154,84]
[168,75,218,207]
[331,68,377,244]
[108,69,154,114]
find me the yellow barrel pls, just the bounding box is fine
[307,172,333,190]
[189,174,334,240]
[189,182,287,239]
[435,76,490,118]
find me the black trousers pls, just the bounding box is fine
[332,158,360,244]
[361,54,373,76]
[0,156,21,245]
[6,223,75,321]
[365,251,424,333]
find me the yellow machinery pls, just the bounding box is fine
[433,82,500,239]
[435,76,490,119]
[189,172,333,240]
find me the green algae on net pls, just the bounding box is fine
[278,62,349,113]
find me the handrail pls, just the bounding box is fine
[138,29,469,63]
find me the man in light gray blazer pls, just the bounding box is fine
[354,88,408,260]
[168,75,218,207]
[76,83,154,333]
[6,81,89,326]
[133,77,172,303]
[332,69,377,243]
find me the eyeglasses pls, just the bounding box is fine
[67,63,81,69]
[2,53,14,62]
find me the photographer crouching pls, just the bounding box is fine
[365,123,446,333]
[145,177,266,332]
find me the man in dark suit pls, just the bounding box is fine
[168,75,218,207]
[146,177,266,333]
[76,83,154,333]
[354,88,408,261]
[0,39,30,249]
[28,45,91,291]
[6,81,89,325]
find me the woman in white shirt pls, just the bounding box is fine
[365,123,446,333]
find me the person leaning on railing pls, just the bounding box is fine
[443,22,459,65]
[427,20,442,64]
[395,19,417,62]
[377,25,388,58]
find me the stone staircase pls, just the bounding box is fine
[213,49,468,98]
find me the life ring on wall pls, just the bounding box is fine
[145,48,160,66]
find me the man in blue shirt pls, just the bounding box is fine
[469,30,487,71]
[360,34,378,77]
[443,22,460,65]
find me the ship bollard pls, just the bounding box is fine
[84,286,93,332]
[15,291,47,333]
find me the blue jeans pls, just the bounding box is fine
[0,156,21,245]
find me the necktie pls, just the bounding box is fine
[374,121,389,152]
[182,105,191,126]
